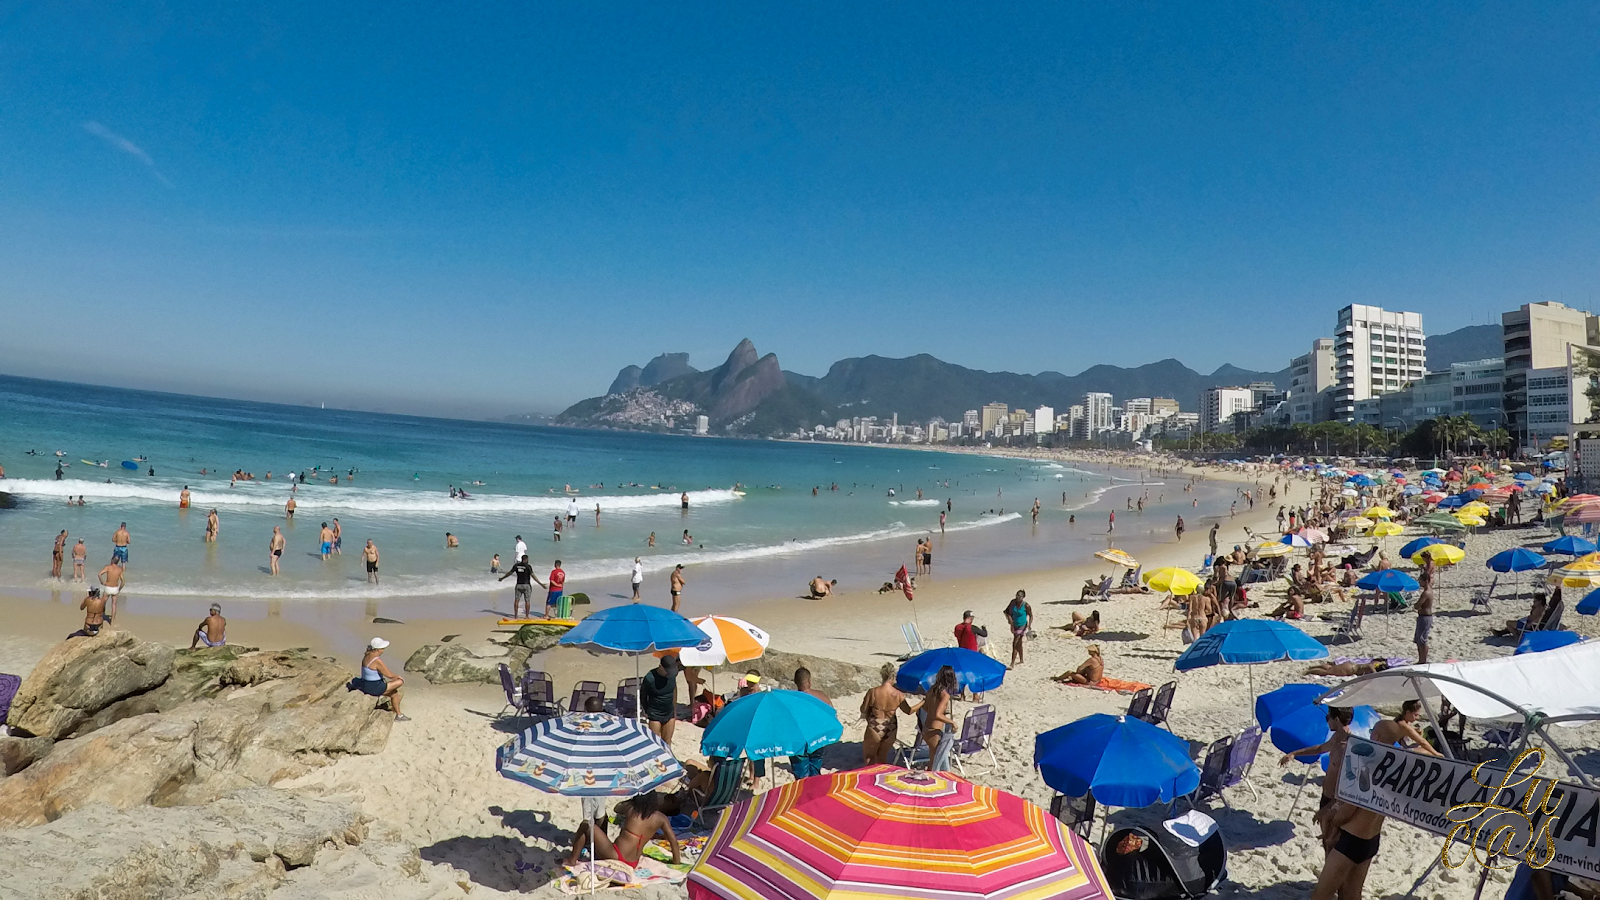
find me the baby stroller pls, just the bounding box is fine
[1098,810,1226,900]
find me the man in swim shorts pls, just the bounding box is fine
[500,553,536,617]
[269,525,285,575]
[545,560,566,618]
[112,522,130,565]
[190,603,227,648]
[1310,804,1385,900]
[71,538,87,582]
[319,522,334,560]
[364,539,380,584]
[669,564,685,612]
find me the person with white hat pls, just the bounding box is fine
[355,637,407,720]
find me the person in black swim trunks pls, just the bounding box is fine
[1311,804,1384,900]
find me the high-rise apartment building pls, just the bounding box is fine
[1067,405,1087,440]
[1084,393,1114,434]
[1332,305,1426,421]
[962,409,981,430]
[1289,338,1336,424]
[980,402,1009,437]
[1033,405,1055,435]
[1150,398,1180,417]
[1199,387,1254,433]
[1502,302,1600,448]
[1450,358,1505,431]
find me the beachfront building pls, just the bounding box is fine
[1332,304,1426,421]
[1502,301,1600,450]
[1067,404,1088,440]
[1150,397,1180,417]
[1033,405,1055,435]
[1289,338,1336,424]
[1158,411,1200,439]
[1450,358,1505,430]
[695,415,709,435]
[1374,371,1453,431]
[980,402,1009,437]
[1084,392,1114,435]
[962,409,980,431]
[1524,366,1573,450]
[1199,386,1253,433]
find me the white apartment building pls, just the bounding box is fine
[1503,301,1599,449]
[695,415,709,435]
[1199,387,1254,433]
[1289,338,1336,424]
[1084,392,1114,434]
[1332,304,1426,421]
[962,409,980,430]
[1033,405,1055,435]
[1067,405,1087,440]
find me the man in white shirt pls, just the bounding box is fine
[514,535,527,565]
[566,499,579,527]
[632,557,644,601]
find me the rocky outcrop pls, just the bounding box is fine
[68,644,253,737]
[711,338,760,395]
[609,363,645,394]
[0,645,393,827]
[6,630,174,739]
[0,735,54,776]
[710,352,787,422]
[608,353,699,395]
[743,648,884,700]
[403,626,566,685]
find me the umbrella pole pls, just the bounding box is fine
[1285,763,1314,819]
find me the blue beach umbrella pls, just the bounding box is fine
[1255,685,1381,763]
[1347,474,1376,487]
[1399,537,1442,559]
[1436,495,1468,510]
[1515,472,1535,482]
[1034,713,1200,808]
[1544,535,1597,556]
[1354,570,1420,593]
[700,690,842,761]
[1579,589,1600,616]
[1516,631,1583,655]
[559,603,707,654]
[1487,548,1547,573]
[496,712,684,796]
[895,647,1007,695]
[1176,620,1329,671]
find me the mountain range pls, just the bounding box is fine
[554,323,1506,435]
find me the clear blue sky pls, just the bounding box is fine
[2,3,1596,417]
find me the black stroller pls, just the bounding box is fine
[1097,810,1226,900]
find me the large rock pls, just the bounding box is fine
[404,639,532,684]
[742,648,884,700]
[0,735,55,776]
[0,712,201,828]
[0,787,368,900]
[68,645,253,738]
[6,630,174,739]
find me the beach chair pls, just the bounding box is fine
[1141,681,1177,728]
[497,664,526,718]
[1533,597,1565,633]
[1331,599,1363,644]
[1125,688,1154,721]
[900,622,937,658]
[568,680,605,714]
[609,677,640,718]
[1081,576,1112,603]
[688,757,745,831]
[949,704,997,777]
[1049,792,1097,840]
[1470,589,1494,617]
[1222,726,1264,803]
[1182,735,1235,811]
[520,670,563,718]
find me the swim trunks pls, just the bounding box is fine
[195,630,225,648]
[547,589,563,607]
[321,541,333,554]
[82,622,102,636]
[1413,614,1434,645]
[1333,829,1381,865]
[366,560,378,573]
[273,549,282,557]
[104,586,120,596]
[113,546,128,563]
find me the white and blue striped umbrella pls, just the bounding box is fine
[495,712,684,797]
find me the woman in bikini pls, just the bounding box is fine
[565,790,680,869]
[919,666,959,773]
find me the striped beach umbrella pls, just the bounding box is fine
[1550,559,1600,590]
[1364,506,1396,519]
[1255,541,1292,558]
[674,615,771,667]
[1344,516,1375,532]
[496,712,684,797]
[687,765,1112,900]
[1094,548,1139,568]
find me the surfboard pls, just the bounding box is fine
[496,618,578,628]
[121,461,138,470]
[80,459,96,466]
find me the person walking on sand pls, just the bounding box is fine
[71,538,86,582]
[364,539,380,585]
[669,564,686,612]
[1175,515,1185,541]
[52,529,67,578]
[112,522,130,566]
[1003,590,1032,668]
[1414,568,1436,664]
[640,655,678,744]
[1108,510,1115,533]
[319,522,334,560]
[98,556,125,621]
[631,556,643,601]
[269,526,285,574]
[354,638,408,721]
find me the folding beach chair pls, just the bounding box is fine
[949,704,997,777]
[497,664,525,719]
[1470,588,1494,617]
[1221,726,1264,803]
[1534,597,1565,632]
[900,622,933,658]
[1181,735,1235,811]
[1049,792,1097,840]
[1125,688,1154,721]
[608,677,640,718]
[1080,576,1112,603]
[520,670,563,719]
[688,757,745,831]
[568,680,605,714]
[1141,681,1177,728]
[1331,598,1364,644]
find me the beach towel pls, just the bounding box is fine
[642,833,708,870]
[556,858,685,893]
[1333,656,1411,667]
[1061,677,1152,695]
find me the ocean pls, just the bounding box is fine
[0,374,1242,617]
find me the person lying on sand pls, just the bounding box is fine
[1051,645,1104,685]
[1064,609,1101,637]
[808,577,836,599]
[1305,660,1389,677]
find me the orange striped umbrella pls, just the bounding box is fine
[688,766,1111,900]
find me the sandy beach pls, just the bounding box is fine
[4,456,1594,899]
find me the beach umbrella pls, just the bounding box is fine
[687,765,1113,900]
[1412,544,1465,566]
[1280,533,1314,548]
[1254,541,1292,558]
[1454,514,1486,528]
[1344,516,1375,532]
[1535,483,1557,494]
[1299,527,1330,544]
[1340,487,1359,498]
[673,615,771,667]
[700,690,841,762]
[496,712,684,796]
[1175,619,1328,672]
[1370,521,1404,537]
[896,647,1007,695]
[1515,631,1583,655]
[1544,535,1598,556]
[1034,713,1200,808]
[559,603,708,654]
[1402,485,1422,496]
[1399,537,1441,558]
[1436,495,1467,510]
[1355,570,1420,592]
[1458,502,1492,516]
[1255,684,1380,762]
[1577,589,1600,615]
[1142,567,1202,596]
[1364,506,1396,519]
[1416,513,1467,533]
[1094,548,1139,568]
[1550,559,1600,590]
[1515,472,1535,481]
[1568,506,1600,525]
[1486,548,1546,573]
[1347,474,1376,487]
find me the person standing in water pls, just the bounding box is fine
[319,522,334,560]
[71,538,87,582]
[285,496,296,518]
[331,518,342,555]
[680,491,690,511]
[939,510,946,533]
[205,509,219,543]
[179,486,191,509]
[669,564,686,612]
[269,526,285,575]
[112,523,131,566]
[364,540,381,585]
[52,529,67,578]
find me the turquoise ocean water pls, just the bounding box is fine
[0,374,1239,617]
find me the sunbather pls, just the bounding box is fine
[1051,645,1104,685]
[1066,609,1101,637]
[1081,575,1111,600]
[1305,660,1389,677]
[567,789,680,868]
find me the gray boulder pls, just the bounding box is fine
[404,639,533,684]
[0,735,54,776]
[742,648,884,700]
[5,630,175,739]
[68,644,254,738]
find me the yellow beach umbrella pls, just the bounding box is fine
[1370,521,1404,537]
[1094,548,1140,568]
[1254,541,1292,558]
[1454,514,1486,527]
[1344,517,1375,531]
[1573,552,1600,566]
[1412,544,1465,566]
[1365,506,1397,519]
[1458,502,1491,516]
[1142,567,1203,596]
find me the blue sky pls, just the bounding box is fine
[2,3,1596,417]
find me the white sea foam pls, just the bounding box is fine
[0,478,740,516]
[888,499,940,507]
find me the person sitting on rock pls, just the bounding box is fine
[351,637,408,721]
[189,603,227,649]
